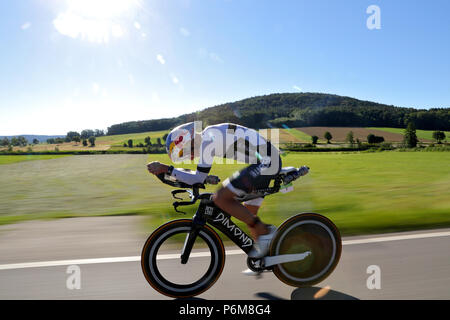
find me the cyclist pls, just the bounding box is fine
[147,122,281,259]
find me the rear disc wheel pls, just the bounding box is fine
[270,213,341,287]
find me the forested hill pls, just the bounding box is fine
[107,93,450,135]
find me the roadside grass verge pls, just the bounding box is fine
[0,152,449,237]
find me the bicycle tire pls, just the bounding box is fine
[141,219,225,298]
[270,213,342,287]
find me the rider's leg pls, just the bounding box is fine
[212,188,269,239]
[243,198,266,238]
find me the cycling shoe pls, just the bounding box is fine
[248,225,277,258]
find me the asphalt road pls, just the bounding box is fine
[0,217,449,300]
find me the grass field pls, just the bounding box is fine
[96,130,169,147]
[0,152,449,236]
[286,128,312,142]
[2,127,446,153]
[296,127,405,143]
[0,130,169,152]
[0,155,70,165]
[370,127,450,142]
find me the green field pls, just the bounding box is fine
[280,128,311,143]
[0,152,449,236]
[97,130,169,147]
[369,127,450,142]
[0,155,70,165]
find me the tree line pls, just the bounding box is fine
[307,124,446,148]
[106,93,450,135]
[121,134,168,153]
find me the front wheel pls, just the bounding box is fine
[270,213,342,287]
[141,219,225,298]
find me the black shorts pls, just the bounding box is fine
[223,156,282,198]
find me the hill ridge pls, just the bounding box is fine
[103,92,449,135]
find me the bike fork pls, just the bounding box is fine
[180,215,205,264]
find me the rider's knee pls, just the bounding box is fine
[213,188,232,207]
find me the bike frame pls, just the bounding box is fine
[180,193,254,264]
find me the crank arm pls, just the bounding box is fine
[263,251,312,268]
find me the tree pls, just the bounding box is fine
[128,139,133,148]
[403,122,418,148]
[157,137,162,146]
[66,131,81,142]
[346,131,355,145]
[324,131,332,144]
[432,131,446,144]
[19,136,28,146]
[82,139,88,147]
[162,133,169,141]
[1,137,9,146]
[47,138,56,144]
[367,134,385,144]
[73,136,81,144]
[81,129,95,140]
[32,138,39,145]
[11,137,19,146]
[94,129,105,137]
[311,135,319,145]
[88,136,96,147]
[144,136,151,146]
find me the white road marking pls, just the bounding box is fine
[0,230,449,271]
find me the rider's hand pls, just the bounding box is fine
[147,161,169,176]
[205,175,220,185]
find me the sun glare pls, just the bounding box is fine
[53,0,141,43]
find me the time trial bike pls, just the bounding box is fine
[141,166,342,298]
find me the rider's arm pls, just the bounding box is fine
[169,126,216,185]
[172,128,215,185]
[171,166,210,185]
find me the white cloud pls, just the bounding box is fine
[156,54,166,65]
[21,22,31,30]
[171,75,179,84]
[134,21,141,30]
[209,52,224,64]
[293,85,302,92]
[199,48,224,64]
[180,27,190,37]
[52,0,140,43]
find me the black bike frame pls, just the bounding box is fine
[180,193,254,264]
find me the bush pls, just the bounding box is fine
[324,131,332,144]
[88,136,96,147]
[367,134,385,144]
[404,122,419,148]
[432,131,446,144]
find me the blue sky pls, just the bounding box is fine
[0,0,449,135]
